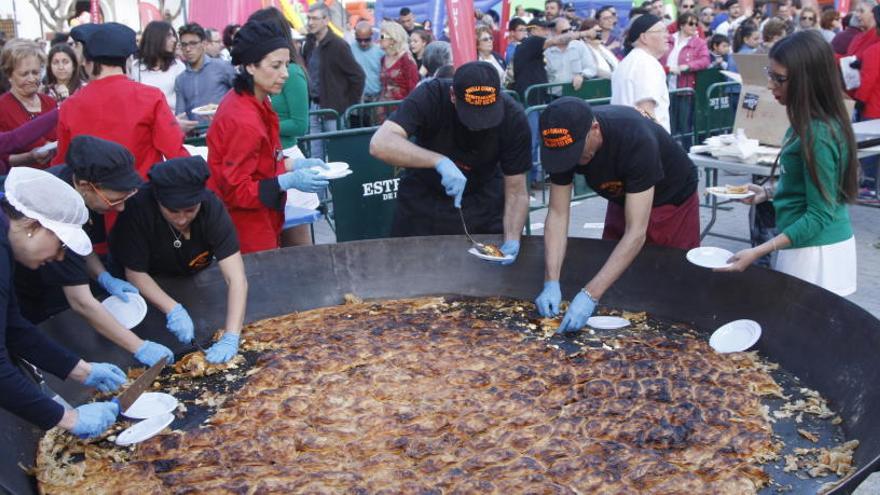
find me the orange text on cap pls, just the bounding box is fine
[464,86,497,106]
[542,128,574,148]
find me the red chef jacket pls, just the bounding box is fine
[206,90,286,254]
[54,74,188,179]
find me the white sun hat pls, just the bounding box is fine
[4,167,92,256]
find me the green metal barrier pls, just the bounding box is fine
[693,69,729,142]
[297,127,399,242]
[522,79,612,107]
[704,81,740,138]
[342,100,403,129]
[669,87,697,147]
[503,89,521,103]
[183,123,210,147]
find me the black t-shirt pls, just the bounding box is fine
[512,35,548,104]
[388,79,531,196]
[549,106,698,207]
[109,186,239,277]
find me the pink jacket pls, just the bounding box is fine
[660,33,711,89]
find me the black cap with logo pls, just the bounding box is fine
[452,61,504,131]
[539,97,594,174]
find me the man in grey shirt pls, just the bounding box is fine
[174,23,235,122]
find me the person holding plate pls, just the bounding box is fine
[535,98,699,333]
[110,157,247,363]
[13,135,175,367]
[369,62,531,264]
[1,167,125,438]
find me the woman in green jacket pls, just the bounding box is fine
[719,31,860,296]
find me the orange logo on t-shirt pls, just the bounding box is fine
[542,128,574,148]
[188,251,212,271]
[600,181,624,197]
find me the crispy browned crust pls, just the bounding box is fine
[37,297,787,494]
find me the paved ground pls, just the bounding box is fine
[314,168,880,318]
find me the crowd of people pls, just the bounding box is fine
[0,0,871,441]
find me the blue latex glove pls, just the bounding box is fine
[486,240,520,266]
[205,332,241,364]
[291,157,329,171]
[166,304,194,343]
[535,281,562,318]
[435,157,466,208]
[83,362,126,393]
[97,272,139,303]
[134,340,175,366]
[557,290,598,334]
[277,168,329,193]
[71,401,119,438]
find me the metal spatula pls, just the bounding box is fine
[458,208,489,254]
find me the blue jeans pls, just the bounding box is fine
[308,101,338,160]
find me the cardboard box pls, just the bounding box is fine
[732,53,789,147]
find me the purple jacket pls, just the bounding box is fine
[0,108,58,173]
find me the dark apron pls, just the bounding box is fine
[391,168,505,237]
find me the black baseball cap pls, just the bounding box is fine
[148,156,211,209]
[539,97,594,174]
[452,62,504,131]
[66,136,142,191]
[528,18,551,29]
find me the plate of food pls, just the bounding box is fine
[706,184,755,200]
[686,246,734,269]
[317,161,352,180]
[192,103,219,116]
[710,319,761,353]
[468,244,513,262]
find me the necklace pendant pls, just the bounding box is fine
[173,239,182,249]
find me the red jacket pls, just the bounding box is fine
[660,34,711,89]
[207,90,286,254]
[856,42,880,119]
[0,92,57,168]
[54,75,188,178]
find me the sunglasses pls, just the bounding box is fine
[765,66,789,85]
[802,16,815,21]
[479,36,494,41]
[89,183,138,208]
[685,21,698,26]
[681,3,695,8]
[356,37,372,43]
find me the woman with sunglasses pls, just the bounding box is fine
[662,13,710,90]
[377,20,420,123]
[798,7,818,31]
[1,167,127,439]
[476,25,507,83]
[718,31,859,297]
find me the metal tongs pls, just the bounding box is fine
[459,208,492,255]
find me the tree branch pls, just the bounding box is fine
[25,0,61,33]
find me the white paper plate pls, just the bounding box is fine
[34,141,58,153]
[686,247,734,269]
[710,319,762,353]
[707,186,756,200]
[115,413,174,446]
[317,162,351,179]
[587,316,631,330]
[101,293,147,329]
[122,392,179,420]
[467,246,513,262]
[191,105,218,116]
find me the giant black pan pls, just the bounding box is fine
[3,236,879,494]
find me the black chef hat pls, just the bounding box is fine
[231,20,290,66]
[148,156,211,209]
[539,97,594,174]
[452,61,504,131]
[76,22,138,60]
[66,136,142,191]
[626,13,663,46]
